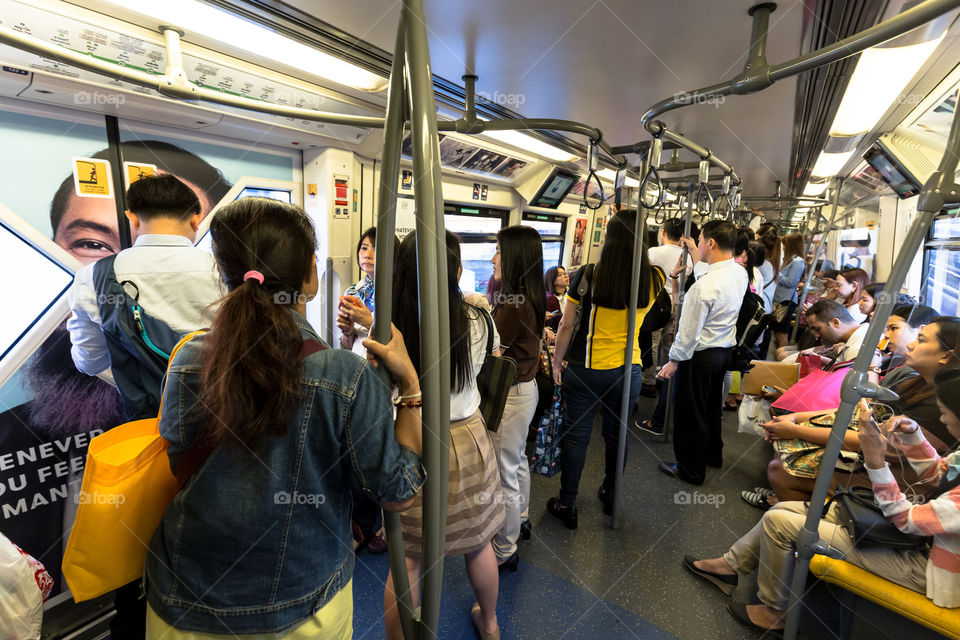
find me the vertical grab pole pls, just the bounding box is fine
[791,184,841,343]
[403,0,451,638]
[373,13,419,640]
[325,257,335,345]
[612,159,644,529]
[781,95,960,640]
[662,181,695,442]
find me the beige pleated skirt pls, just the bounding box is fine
[400,410,505,558]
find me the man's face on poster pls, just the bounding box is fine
[52,173,214,264]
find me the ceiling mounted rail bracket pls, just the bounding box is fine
[457,73,484,134]
[157,27,200,101]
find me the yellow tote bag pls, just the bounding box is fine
[62,331,203,602]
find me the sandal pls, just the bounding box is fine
[471,602,500,640]
[741,490,772,510]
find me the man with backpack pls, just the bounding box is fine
[66,173,224,635]
[656,220,748,485]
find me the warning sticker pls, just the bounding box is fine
[123,162,156,188]
[72,157,113,198]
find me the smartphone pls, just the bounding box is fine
[761,385,778,395]
[341,295,365,308]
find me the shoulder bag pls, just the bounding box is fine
[476,307,517,433]
[827,486,931,550]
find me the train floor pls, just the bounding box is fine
[350,393,886,640]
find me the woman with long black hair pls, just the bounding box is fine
[145,198,424,639]
[548,209,666,528]
[490,225,545,568]
[385,231,505,640]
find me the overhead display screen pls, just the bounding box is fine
[0,221,74,361]
[863,145,923,199]
[530,169,579,209]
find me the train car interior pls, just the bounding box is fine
[3,0,960,638]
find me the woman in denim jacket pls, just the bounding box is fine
[145,198,425,639]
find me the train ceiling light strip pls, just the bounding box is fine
[91,0,388,92]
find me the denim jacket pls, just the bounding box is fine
[146,311,424,634]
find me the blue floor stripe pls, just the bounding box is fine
[351,552,679,639]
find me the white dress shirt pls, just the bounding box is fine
[648,244,693,305]
[669,258,748,362]
[67,234,225,380]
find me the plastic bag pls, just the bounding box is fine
[738,395,770,437]
[0,532,52,640]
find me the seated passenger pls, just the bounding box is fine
[384,231,505,640]
[834,267,870,324]
[744,313,959,510]
[145,198,424,639]
[859,282,884,323]
[778,300,869,367]
[687,367,960,633]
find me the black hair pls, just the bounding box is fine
[661,218,685,242]
[543,265,567,296]
[821,269,840,280]
[688,221,701,244]
[931,317,960,355]
[392,230,473,393]
[890,304,938,328]
[863,282,884,299]
[355,226,401,271]
[701,220,738,252]
[592,209,659,309]
[201,197,316,446]
[734,229,751,257]
[934,367,960,428]
[807,299,854,324]
[125,174,200,221]
[50,140,232,237]
[496,225,546,336]
[745,241,766,274]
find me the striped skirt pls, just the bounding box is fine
[400,410,505,558]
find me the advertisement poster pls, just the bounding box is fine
[0,108,295,596]
[570,217,587,267]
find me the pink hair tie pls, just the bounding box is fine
[243,270,265,284]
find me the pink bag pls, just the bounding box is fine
[771,367,849,413]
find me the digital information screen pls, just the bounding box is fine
[0,221,74,361]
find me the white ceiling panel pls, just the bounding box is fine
[287,0,803,196]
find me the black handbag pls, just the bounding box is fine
[639,268,672,333]
[476,307,517,433]
[827,486,931,550]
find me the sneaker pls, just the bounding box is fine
[635,419,664,436]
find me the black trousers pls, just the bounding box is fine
[672,347,731,483]
[111,580,145,639]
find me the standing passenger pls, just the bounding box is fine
[657,220,747,485]
[770,232,805,349]
[549,210,666,526]
[490,226,545,565]
[385,231,504,640]
[66,174,225,637]
[145,198,425,639]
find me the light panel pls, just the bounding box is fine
[97,0,388,91]
[829,37,944,136]
[481,128,579,163]
[810,150,855,178]
[803,181,828,197]
[597,168,640,188]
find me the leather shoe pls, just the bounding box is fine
[547,497,578,530]
[657,461,703,485]
[597,485,613,516]
[682,555,738,595]
[726,602,784,637]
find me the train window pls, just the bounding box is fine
[444,204,508,295]
[923,213,960,315]
[522,212,566,268]
[0,220,73,362]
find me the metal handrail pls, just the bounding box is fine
[640,163,665,209]
[790,188,840,343]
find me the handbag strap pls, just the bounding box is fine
[571,263,595,336]
[478,306,495,356]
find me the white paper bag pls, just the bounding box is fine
[738,395,771,437]
[0,532,52,640]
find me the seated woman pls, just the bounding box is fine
[686,367,960,633]
[743,311,957,510]
[145,198,424,639]
[543,265,569,337]
[833,267,871,324]
[858,282,884,323]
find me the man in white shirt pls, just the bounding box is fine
[780,299,870,367]
[656,220,747,485]
[68,174,224,420]
[640,219,695,395]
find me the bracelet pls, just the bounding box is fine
[394,398,423,409]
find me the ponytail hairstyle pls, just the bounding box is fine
[200,197,317,446]
[592,209,658,309]
[392,230,473,393]
[496,225,546,336]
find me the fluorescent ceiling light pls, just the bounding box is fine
[803,181,828,197]
[810,150,855,178]
[597,168,640,188]
[663,191,678,202]
[98,0,387,91]
[829,36,944,136]
[481,129,579,163]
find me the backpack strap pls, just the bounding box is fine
[571,263,595,335]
